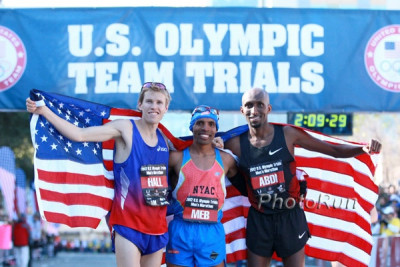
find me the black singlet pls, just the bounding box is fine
[238,124,300,214]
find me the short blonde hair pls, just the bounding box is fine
[138,82,171,107]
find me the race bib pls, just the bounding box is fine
[183,196,219,223]
[249,160,285,197]
[140,164,169,206]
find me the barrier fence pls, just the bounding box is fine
[370,235,400,267]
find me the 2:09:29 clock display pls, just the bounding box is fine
[287,113,353,135]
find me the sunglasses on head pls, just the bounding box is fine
[191,105,219,117]
[141,82,167,91]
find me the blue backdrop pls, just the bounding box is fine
[1,7,400,111]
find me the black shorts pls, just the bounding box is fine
[246,206,310,258]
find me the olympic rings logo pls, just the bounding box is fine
[379,60,400,73]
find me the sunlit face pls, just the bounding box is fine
[240,88,271,128]
[192,118,217,145]
[137,90,168,124]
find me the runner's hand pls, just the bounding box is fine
[362,139,382,154]
[213,137,224,149]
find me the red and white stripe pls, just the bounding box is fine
[297,130,378,267]
[223,180,250,263]
[31,115,114,228]
[219,128,378,266]
[31,104,379,266]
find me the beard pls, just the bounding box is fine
[249,121,262,128]
[248,117,262,128]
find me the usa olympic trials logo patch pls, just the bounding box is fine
[0,26,27,92]
[365,25,400,93]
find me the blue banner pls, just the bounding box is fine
[1,7,400,111]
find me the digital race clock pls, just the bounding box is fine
[287,112,353,135]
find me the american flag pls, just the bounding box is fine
[15,168,27,216]
[384,41,400,59]
[29,89,379,266]
[30,90,114,228]
[0,146,16,221]
[216,125,379,266]
[298,131,378,267]
[29,89,187,228]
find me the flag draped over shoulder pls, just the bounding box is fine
[219,125,379,267]
[29,90,379,266]
[29,89,188,228]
